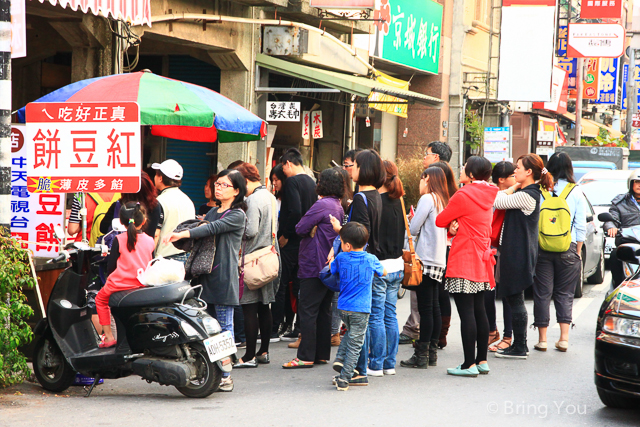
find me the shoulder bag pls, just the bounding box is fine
[242,196,281,291]
[400,197,423,288]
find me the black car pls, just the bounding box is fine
[594,243,640,408]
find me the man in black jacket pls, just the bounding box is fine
[604,169,640,288]
[272,148,317,342]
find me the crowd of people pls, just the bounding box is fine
[83,141,600,392]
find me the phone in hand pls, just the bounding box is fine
[410,205,415,217]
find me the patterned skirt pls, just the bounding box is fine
[445,277,492,294]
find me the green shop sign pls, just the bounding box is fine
[371,0,443,74]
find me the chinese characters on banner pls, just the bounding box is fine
[580,0,622,19]
[557,26,577,91]
[25,102,141,194]
[583,58,600,100]
[594,58,618,104]
[532,66,568,113]
[311,111,323,139]
[621,64,640,110]
[567,23,626,58]
[368,0,443,75]
[10,125,65,258]
[302,111,310,139]
[483,127,510,163]
[266,102,301,122]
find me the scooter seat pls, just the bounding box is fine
[109,281,195,308]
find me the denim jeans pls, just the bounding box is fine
[330,292,341,335]
[208,304,235,378]
[335,310,369,381]
[367,271,403,371]
[166,252,189,264]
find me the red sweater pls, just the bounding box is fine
[436,182,499,287]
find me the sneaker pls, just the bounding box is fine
[257,333,281,344]
[219,377,234,392]
[280,327,299,342]
[332,361,359,376]
[399,333,415,345]
[349,375,369,386]
[235,341,246,349]
[383,369,396,376]
[495,346,528,359]
[335,377,349,391]
[367,369,383,377]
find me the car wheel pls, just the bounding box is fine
[597,387,640,409]
[587,249,606,284]
[575,254,585,299]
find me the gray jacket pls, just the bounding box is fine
[604,193,640,233]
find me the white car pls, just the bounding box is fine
[579,170,630,261]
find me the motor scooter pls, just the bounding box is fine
[32,227,236,398]
[597,213,640,291]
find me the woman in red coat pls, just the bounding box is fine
[436,156,498,377]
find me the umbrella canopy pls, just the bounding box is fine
[17,71,267,143]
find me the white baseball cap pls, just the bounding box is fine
[152,159,183,180]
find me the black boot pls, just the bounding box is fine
[496,312,528,359]
[400,342,430,368]
[429,339,438,366]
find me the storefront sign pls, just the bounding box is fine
[310,0,375,7]
[11,0,26,58]
[302,111,310,139]
[536,118,558,156]
[311,111,324,139]
[36,0,152,27]
[621,64,640,110]
[580,0,622,19]
[532,66,568,113]
[583,58,600,100]
[266,102,301,122]
[368,71,409,118]
[25,102,141,194]
[567,23,625,58]
[10,124,65,258]
[484,127,510,163]
[557,25,577,91]
[368,0,443,74]
[593,58,618,104]
[632,113,640,128]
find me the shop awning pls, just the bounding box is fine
[256,53,443,107]
[38,0,152,26]
[561,112,623,138]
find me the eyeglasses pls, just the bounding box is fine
[343,163,354,168]
[214,182,234,189]
[424,152,437,158]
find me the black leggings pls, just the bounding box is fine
[452,292,489,369]
[241,302,272,361]
[484,289,513,338]
[505,291,527,347]
[416,275,442,343]
[438,281,452,317]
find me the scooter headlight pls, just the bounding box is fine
[202,316,222,336]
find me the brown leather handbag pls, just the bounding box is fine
[400,197,423,288]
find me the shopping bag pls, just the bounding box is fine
[137,257,186,286]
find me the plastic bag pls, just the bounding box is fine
[137,257,186,286]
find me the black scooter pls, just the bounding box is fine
[32,240,235,398]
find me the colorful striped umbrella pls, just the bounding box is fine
[17,71,267,143]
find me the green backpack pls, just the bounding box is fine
[538,183,576,252]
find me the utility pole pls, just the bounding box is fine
[0,0,11,237]
[575,58,584,146]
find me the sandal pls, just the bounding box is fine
[282,358,314,369]
[489,337,512,352]
[315,360,328,365]
[488,330,500,346]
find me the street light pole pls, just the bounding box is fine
[0,0,11,237]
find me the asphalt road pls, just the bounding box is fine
[1,272,639,427]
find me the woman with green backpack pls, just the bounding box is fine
[493,154,553,360]
[532,152,586,353]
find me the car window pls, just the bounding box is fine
[585,197,595,217]
[580,180,628,206]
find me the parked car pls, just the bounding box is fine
[572,160,617,182]
[576,196,606,297]
[579,170,630,262]
[594,243,640,409]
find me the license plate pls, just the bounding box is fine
[203,331,236,363]
[605,244,613,254]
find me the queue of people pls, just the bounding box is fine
[86,143,596,392]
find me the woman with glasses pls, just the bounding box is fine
[163,169,247,392]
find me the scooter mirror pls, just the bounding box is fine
[598,212,615,223]
[54,225,66,241]
[112,218,127,233]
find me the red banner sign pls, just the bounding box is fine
[580,0,622,19]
